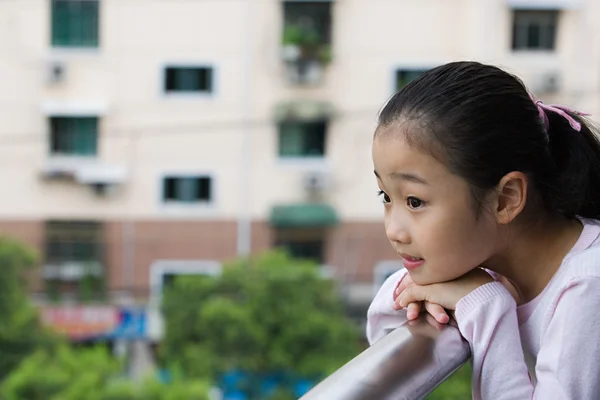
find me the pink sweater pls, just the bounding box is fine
[366,219,600,399]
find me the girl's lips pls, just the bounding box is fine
[398,253,425,270]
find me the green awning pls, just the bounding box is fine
[270,203,338,228]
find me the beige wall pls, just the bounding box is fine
[0,0,598,273]
[0,1,598,218]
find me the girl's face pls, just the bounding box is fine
[372,131,499,285]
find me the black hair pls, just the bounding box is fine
[376,61,600,220]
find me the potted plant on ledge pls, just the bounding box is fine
[282,24,332,85]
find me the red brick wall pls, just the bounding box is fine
[0,219,396,300]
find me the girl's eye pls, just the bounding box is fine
[377,190,391,204]
[406,196,425,209]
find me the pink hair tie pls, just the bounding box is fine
[530,94,591,132]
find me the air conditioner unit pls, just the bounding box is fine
[47,61,67,84]
[535,72,561,94]
[302,170,330,192]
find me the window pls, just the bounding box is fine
[283,1,332,46]
[50,117,98,156]
[275,228,326,264]
[395,69,429,92]
[51,0,100,48]
[44,221,104,301]
[512,10,558,50]
[164,67,213,94]
[45,221,103,263]
[162,176,212,203]
[278,120,327,158]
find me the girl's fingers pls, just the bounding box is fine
[424,301,450,324]
[406,301,422,320]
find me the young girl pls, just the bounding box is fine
[367,61,600,399]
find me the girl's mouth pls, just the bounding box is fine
[399,254,425,270]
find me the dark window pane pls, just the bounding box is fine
[285,241,324,263]
[162,176,212,203]
[284,2,332,45]
[50,117,98,156]
[81,1,99,47]
[512,10,558,50]
[164,178,178,200]
[278,121,326,157]
[543,24,556,49]
[164,67,213,93]
[396,69,428,91]
[163,273,176,288]
[179,177,196,202]
[45,221,102,263]
[528,24,541,48]
[165,69,177,91]
[275,228,326,264]
[196,177,211,201]
[304,121,326,156]
[51,0,99,48]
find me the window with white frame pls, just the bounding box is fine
[164,66,214,94]
[512,9,559,50]
[162,175,213,204]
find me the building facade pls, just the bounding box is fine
[0,0,598,322]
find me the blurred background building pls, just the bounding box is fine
[0,0,598,343]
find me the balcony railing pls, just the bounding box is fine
[300,315,471,400]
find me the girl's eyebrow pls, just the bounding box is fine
[374,170,429,185]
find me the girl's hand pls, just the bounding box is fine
[395,268,495,312]
[393,274,451,324]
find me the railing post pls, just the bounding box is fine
[300,315,471,400]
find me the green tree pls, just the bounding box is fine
[159,250,362,395]
[1,344,211,400]
[0,236,58,379]
[0,344,120,400]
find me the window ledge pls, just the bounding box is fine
[510,49,558,54]
[41,100,109,116]
[277,157,330,169]
[159,202,217,216]
[161,92,215,100]
[507,0,583,10]
[49,47,101,56]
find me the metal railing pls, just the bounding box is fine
[300,315,471,400]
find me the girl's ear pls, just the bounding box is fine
[493,172,528,225]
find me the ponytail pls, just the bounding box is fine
[544,112,600,219]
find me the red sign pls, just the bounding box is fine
[40,306,119,340]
